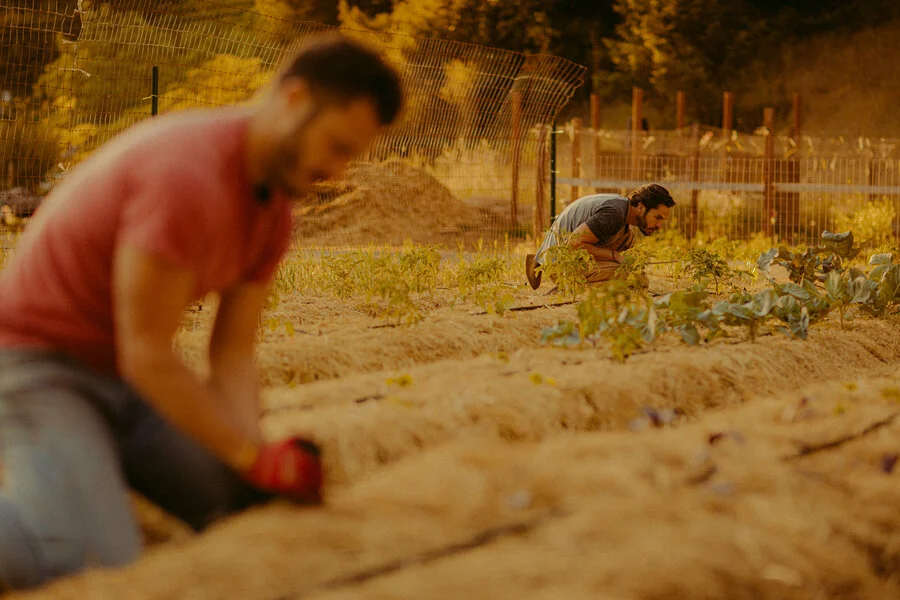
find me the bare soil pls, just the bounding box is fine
[11,286,900,599]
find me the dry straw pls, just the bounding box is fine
[19,371,900,599]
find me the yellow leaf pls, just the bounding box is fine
[880,387,900,403]
[386,374,413,387]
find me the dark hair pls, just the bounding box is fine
[628,183,675,210]
[279,35,403,126]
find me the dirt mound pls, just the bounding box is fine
[293,161,502,247]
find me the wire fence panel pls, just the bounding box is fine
[553,126,900,246]
[0,0,586,251]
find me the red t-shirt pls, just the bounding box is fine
[0,107,293,375]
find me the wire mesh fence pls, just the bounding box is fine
[0,0,586,252]
[554,125,900,247]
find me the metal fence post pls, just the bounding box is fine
[151,65,159,116]
[550,121,557,222]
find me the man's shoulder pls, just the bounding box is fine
[580,194,628,210]
[109,107,248,163]
[107,108,249,188]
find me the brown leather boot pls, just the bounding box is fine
[525,254,542,290]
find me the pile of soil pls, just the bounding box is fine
[293,161,505,247]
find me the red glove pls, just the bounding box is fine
[244,437,323,504]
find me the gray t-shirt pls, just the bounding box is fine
[535,194,629,264]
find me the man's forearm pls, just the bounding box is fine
[121,348,260,471]
[577,243,618,262]
[209,352,262,442]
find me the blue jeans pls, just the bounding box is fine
[0,349,265,590]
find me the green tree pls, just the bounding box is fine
[340,0,557,54]
[603,0,764,123]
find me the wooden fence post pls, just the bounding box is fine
[763,107,775,239]
[591,93,602,193]
[510,90,522,229]
[720,91,734,179]
[722,92,734,136]
[631,87,643,180]
[689,123,700,239]
[570,117,582,204]
[534,124,548,242]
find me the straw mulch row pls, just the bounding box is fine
[15,361,900,599]
[259,318,900,485]
[176,295,568,386]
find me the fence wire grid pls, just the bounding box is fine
[0,0,586,252]
[556,125,900,247]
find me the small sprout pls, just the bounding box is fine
[843,382,858,392]
[881,453,898,474]
[833,402,847,415]
[545,376,558,387]
[495,351,509,364]
[880,387,900,403]
[386,374,414,388]
[284,321,295,337]
[528,372,544,385]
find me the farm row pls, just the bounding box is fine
[11,229,900,598]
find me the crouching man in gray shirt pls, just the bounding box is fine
[525,183,675,290]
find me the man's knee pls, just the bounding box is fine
[586,261,620,283]
[0,495,138,591]
[120,400,267,531]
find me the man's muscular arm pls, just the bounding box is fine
[569,223,622,262]
[208,282,269,442]
[113,244,261,472]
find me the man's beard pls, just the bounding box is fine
[636,213,654,236]
[263,106,324,198]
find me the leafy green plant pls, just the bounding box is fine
[770,284,813,340]
[833,200,896,248]
[757,230,858,286]
[398,245,442,292]
[825,270,871,327]
[654,288,717,345]
[862,263,900,318]
[683,248,731,293]
[371,271,422,325]
[537,232,593,301]
[615,245,655,288]
[543,281,655,361]
[456,255,515,315]
[711,289,778,342]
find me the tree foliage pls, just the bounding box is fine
[602,0,765,123]
[339,0,557,54]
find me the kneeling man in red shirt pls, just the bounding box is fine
[0,35,402,590]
